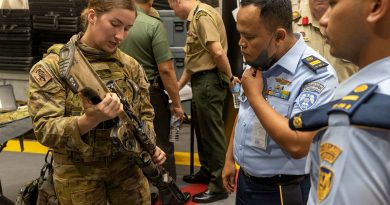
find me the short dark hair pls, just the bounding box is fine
[135,0,151,4]
[241,0,292,33]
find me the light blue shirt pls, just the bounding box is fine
[308,57,390,205]
[234,34,338,177]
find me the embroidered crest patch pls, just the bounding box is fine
[31,65,52,87]
[303,82,325,94]
[298,91,318,110]
[320,143,342,164]
[318,166,334,202]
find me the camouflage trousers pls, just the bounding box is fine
[52,152,150,205]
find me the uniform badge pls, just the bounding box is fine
[31,65,52,87]
[318,166,334,202]
[298,91,318,110]
[268,78,291,100]
[292,114,302,129]
[302,55,329,72]
[303,82,325,94]
[320,143,342,164]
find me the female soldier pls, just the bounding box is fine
[28,0,166,204]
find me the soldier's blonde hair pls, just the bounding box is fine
[80,0,136,30]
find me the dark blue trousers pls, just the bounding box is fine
[236,169,310,205]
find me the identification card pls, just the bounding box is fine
[251,118,268,151]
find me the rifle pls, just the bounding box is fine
[58,39,190,205]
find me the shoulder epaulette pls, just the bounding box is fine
[195,9,208,20]
[302,55,328,72]
[330,84,377,115]
[288,83,390,131]
[46,44,64,55]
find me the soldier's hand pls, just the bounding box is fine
[222,159,237,193]
[152,146,166,166]
[229,76,241,89]
[81,93,123,125]
[241,68,264,100]
[170,104,184,122]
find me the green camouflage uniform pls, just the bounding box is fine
[28,34,154,205]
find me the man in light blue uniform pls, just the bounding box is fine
[289,0,390,204]
[222,0,338,204]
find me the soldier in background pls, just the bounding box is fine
[168,0,240,203]
[120,0,184,204]
[28,0,166,204]
[292,0,358,82]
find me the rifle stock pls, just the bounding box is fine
[58,41,190,204]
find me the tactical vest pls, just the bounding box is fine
[46,45,139,160]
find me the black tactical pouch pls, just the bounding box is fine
[15,150,58,205]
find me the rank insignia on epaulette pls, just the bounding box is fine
[302,55,328,72]
[318,166,334,202]
[31,65,52,87]
[330,84,377,115]
[292,11,301,21]
[320,143,342,164]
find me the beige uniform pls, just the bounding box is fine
[292,0,358,82]
[28,34,154,205]
[183,1,229,194]
[184,1,228,74]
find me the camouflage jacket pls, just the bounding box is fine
[28,34,155,158]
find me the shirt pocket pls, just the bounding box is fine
[267,97,291,118]
[185,34,203,55]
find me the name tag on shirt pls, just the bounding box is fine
[252,118,268,151]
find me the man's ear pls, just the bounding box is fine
[367,0,389,23]
[275,28,287,43]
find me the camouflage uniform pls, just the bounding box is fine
[28,34,154,205]
[292,0,358,82]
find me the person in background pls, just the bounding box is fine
[28,0,166,204]
[119,0,185,204]
[222,0,338,204]
[168,0,240,203]
[289,0,390,204]
[292,0,358,82]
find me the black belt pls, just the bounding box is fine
[241,168,308,185]
[191,68,217,79]
[149,76,165,90]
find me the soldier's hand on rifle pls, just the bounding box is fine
[152,146,167,166]
[77,93,123,134]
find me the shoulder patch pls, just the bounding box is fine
[318,166,334,203]
[302,82,325,94]
[31,65,52,87]
[302,55,328,72]
[320,143,342,164]
[298,91,319,111]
